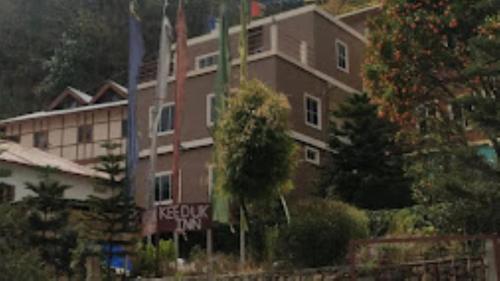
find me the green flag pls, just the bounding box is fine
[212,0,231,224]
[214,0,231,118]
[239,0,250,82]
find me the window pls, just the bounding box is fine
[121,119,128,138]
[248,26,264,55]
[207,94,216,127]
[196,53,219,70]
[336,40,349,72]
[77,125,93,143]
[304,94,322,129]
[450,103,474,129]
[0,127,6,137]
[33,131,49,149]
[150,103,175,135]
[155,172,172,204]
[305,146,320,165]
[0,184,15,203]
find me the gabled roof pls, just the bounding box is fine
[0,140,105,179]
[0,100,127,125]
[90,81,128,104]
[48,87,93,110]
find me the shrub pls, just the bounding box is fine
[133,240,175,277]
[278,199,368,267]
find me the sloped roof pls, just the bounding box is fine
[0,140,105,179]
[68,87,93,103]
[48,87,92,110]
[0,100,127,124]
[90,81,128,104]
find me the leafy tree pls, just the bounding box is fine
[409,143,500,235]
[365,0,498,126]
[0,204,49,281]
[364,0,499,235]
[214,79,297,224]
[37,10,125,101]
[23,169,77,279]
[85,143,138,280]
[320,93,412,209]
[278,199,368,267]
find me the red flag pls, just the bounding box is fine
[251,0,262,18]
[172,0,188,203]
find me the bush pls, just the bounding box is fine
[133,240,175,277]
[278,199,368,267]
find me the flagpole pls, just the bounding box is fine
[172,0,188,271]
[149,0,172,248]
[238,0,250,271]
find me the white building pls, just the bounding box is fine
[0,140,109,203]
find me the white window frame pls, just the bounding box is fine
[304,146,320,166]
[335,39,349,73]
[154,171,173,206]
[149,102,175,137]
[304,93,322,130]
[195,52,219,71]
[206,93,216,127]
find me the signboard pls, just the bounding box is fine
[157,203,212,233]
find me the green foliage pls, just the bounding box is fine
[133,240,175,278]
[365,0,499,124]
[320,93,412,209]
[215,79,297,207]
[23,169,77,278]
[0,245,49,281]
[409,144,500,234]
[85,142,138,280]
[368,207,436,237]
[278,199,368,267]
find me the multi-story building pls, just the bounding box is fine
[0,5,380,209]
[0,81,128,166]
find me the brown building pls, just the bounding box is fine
[0,5,380,209]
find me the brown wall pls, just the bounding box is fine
[135,146,212,208]
[338,7,381,35]
[314,14,365,91]
[136,57,278,151]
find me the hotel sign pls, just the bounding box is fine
[157,203,212,233]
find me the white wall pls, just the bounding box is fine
[0,162,110,202]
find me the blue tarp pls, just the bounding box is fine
[477,145,497,166]
[102,244,133,272]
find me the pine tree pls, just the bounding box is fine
[320,93,412,210]
[85,143,138,280]
[23,169,77,279]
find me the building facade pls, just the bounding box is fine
[0,5,379,209]
[0,140,109,203]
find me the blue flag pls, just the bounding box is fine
[127,1,145,197]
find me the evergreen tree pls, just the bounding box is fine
[23,169,77,279]
[0,204,49,281]
[320,93,412,210]
[85,143,138,280]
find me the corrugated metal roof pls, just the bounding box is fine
[0,140,106,179]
